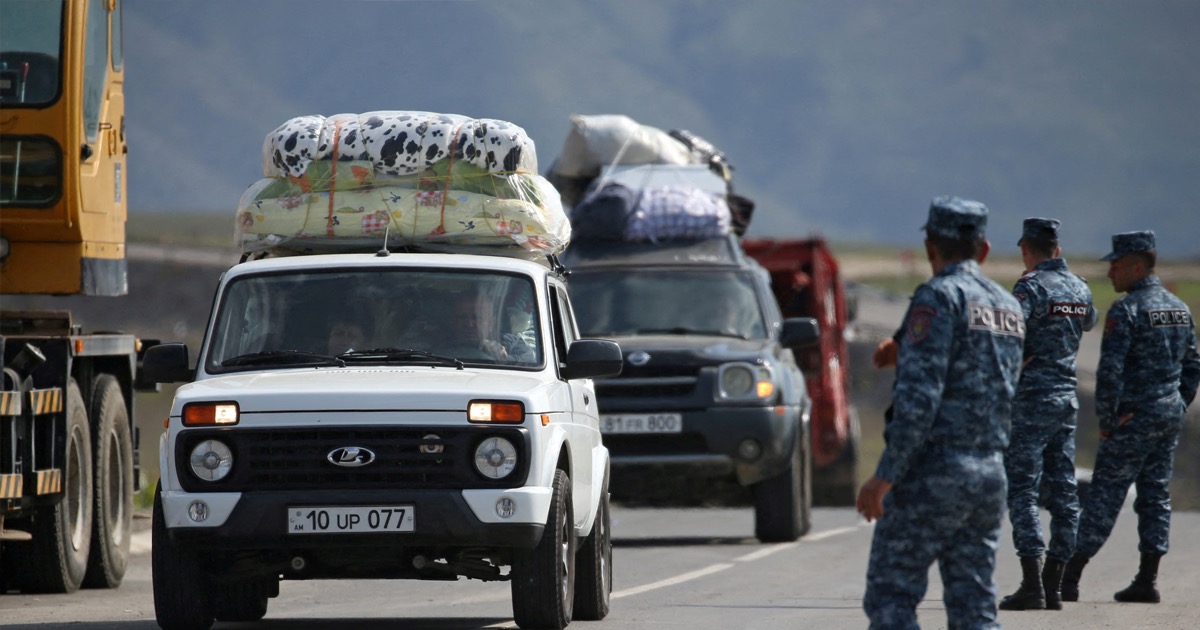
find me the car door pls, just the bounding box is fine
[549,282,598,523]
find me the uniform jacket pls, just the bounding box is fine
[1096,275,1200,433]
[876,260,1026,484]
[1012,258,1097,397]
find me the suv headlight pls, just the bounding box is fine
[189,439,234,481]
[474,436,518,479]
[717,363,775,400]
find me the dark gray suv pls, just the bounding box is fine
[561,235,820,542]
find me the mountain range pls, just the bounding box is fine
[122,0,1200,258]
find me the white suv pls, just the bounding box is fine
[144,252,622,630]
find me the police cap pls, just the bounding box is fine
[1019,217,1060,246]
[922,195,988,240]
[1100,230,1155,261]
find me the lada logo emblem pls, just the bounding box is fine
[627,351,651,366]
[327,446,376,467]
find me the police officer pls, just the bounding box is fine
[1059,231,1200,604]
[858,196,1025,629]
[999,218,1097,611]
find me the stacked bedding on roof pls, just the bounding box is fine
[236,111,570,257]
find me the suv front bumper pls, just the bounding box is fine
[161,486,551,550]
[603,405,801,487]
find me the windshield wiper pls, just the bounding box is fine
[338,348,464,370]
[633,327,749,340]
[221,350,345,367]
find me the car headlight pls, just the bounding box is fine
[718,363,775,400]
[474,436,518,479]
[189,439,233,481]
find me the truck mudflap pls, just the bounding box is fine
[1,385,66,500]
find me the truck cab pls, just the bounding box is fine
[144,251,621,630]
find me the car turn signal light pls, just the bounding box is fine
[183,402,240,426]
[468,400,525,423]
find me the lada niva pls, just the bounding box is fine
[144,251,621,630]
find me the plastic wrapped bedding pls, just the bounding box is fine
[263,111,538,179]
[238,111,569,256]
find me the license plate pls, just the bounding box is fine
[288,506,414,534]
[600,413,682,434]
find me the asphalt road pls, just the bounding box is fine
[2,504,1197,629]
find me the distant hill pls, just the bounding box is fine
[123,1,1200,258]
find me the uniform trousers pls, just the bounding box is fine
[1005,395,1080,561]
[1075,425,1180,558]
[865,451,1006,630]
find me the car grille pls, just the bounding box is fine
[175,426,528,492]
[596,377,698,398]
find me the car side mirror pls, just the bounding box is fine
[561,339,623,380]
[780,317,820,348]
[142,343,193,383]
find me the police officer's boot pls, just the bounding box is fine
[1060,554,1089,602]
[1042,558,1065,610]
[1114,553,1162,603]
[999,556,1046,610]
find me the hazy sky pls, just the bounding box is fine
[120,1,1200,258]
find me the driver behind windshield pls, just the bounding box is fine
[399,291,534,363]
[326,307,374,355]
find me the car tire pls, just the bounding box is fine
[752,426,812,542]
[813,406,860,507]
[152,483,214,630]
[573,468,611,620]
[211,578,271,622]
[511,468,575,629]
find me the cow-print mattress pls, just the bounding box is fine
[263,111,538,179]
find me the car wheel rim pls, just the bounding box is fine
[601,502,611,593]
[559,512,570,600]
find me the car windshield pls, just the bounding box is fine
[205,267,541,372]
[567,269,767,339]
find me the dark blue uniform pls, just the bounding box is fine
[1007,257,1096,562]
[1075,273,1200,558]
[864,197,1025,630]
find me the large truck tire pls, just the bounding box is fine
[752,428,812,542]
[511,469,575,629]
[152,482,214,630]
[813,406,861,507]
[7,379,93,593]
[83,374,133,588]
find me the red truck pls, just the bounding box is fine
[742,238,859,505]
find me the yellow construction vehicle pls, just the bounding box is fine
[2,0,147,593]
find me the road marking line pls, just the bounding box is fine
[612,524,866,599]
[735,542,797,562]
[734,524,863,562]
[612,562,734,599]
[803,524,862,542]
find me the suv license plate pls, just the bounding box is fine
[600,413,682,434]
[288,506,415,534]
